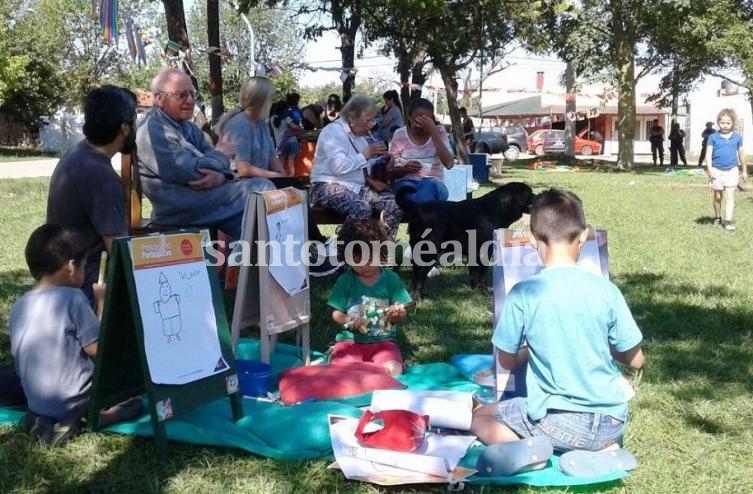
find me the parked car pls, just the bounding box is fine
[471,130,509,155]
[527,129,602,156]
[470,125,529,159]
[500,125,529,160]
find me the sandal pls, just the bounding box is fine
[476,436,553,477]
[559,448,637,477]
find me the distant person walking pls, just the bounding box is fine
[698,122,715,167]
[668,121,688,167]
[649,118,665,166]
[705,108,747,231]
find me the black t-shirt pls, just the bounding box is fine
[462,118,475,139]
[47,140,126,298]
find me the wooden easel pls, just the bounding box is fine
[231,188,311,365]
[89,232,243,458]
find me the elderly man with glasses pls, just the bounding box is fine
[136,68,274,240]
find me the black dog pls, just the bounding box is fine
[398,182,535,301]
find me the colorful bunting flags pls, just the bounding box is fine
[98,0,118,44]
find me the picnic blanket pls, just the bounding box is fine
[0,342,628,487]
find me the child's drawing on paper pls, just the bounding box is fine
[153,272,182,343]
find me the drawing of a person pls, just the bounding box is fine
[153,272,182,343]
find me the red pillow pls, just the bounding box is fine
[278,362,404,405]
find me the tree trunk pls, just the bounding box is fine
[339,30,356,102]
[613,3,636,170]
[670,61,679,123]
[331,0,361,103]
[161,0,197,89]
[410,62,426,101]
[441,69,467,163]
[564,61,576,157]
[207,0,223,125]
[396,47,411,112]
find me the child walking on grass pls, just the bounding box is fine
[470,189,644,452]
[327,219,412,376]
[705,108,747,231]
[9,224,141,446]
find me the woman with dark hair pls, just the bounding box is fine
[377,90,403,142]
[388,98,454,204]
[323,93,342,126]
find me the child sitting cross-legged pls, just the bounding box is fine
[327,219,412,376]
[470,189,645,452]
[9,224,141,446]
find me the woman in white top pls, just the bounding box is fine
[388,98,454,204]
[309,95,402,237]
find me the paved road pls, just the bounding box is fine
[0,154,122,180]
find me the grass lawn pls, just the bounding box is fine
[2,163,753,493]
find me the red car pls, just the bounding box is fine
[527,129,602,156]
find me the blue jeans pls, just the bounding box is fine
[391,178,448,204]
[495,397,624,452]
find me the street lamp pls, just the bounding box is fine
[229,0,256,76]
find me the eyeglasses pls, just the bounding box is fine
[160,90,197,102]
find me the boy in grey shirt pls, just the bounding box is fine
[10,224,140,445]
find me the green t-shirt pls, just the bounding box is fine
[328,269,412,343]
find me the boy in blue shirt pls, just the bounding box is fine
[471,189,644,452]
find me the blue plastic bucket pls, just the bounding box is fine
[469,153,490,183]
[235,360,272,397]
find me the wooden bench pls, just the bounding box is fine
[122,153,474,231]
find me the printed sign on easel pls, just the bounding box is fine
[492,227,609,398]
[130,233,227,385]
[263,188,307,296]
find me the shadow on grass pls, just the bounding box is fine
[0,269,33,363]
[618,271,753,409]
[694,216,720,226]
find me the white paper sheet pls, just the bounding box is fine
[264,194,307,296]
[130,235,226,385]
[328,415,476,483]
[369,390,474,431]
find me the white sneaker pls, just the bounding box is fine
[428,266,441,278]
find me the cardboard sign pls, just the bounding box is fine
[491,228,609,399]
[89,231,242,458]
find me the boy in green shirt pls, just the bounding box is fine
[328,219,412,376]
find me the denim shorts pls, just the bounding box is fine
[495,397,624,452]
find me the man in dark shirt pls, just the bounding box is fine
[649,118,665,166]
[47,86,137,305]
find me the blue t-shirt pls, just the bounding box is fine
[222,112,277,170]
[492,266,643,421]
[708,131,742,170]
